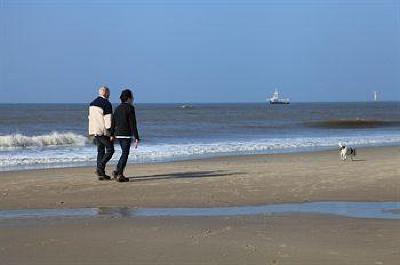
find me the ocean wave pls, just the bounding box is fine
[305,120,400,129]
[0,132,88,149]
[1,134,400,170]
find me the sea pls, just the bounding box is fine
[0,102,399,171]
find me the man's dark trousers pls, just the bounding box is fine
[95,136,114,171]
[116,138,132,175]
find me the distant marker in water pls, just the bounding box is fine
[373,90,378,102]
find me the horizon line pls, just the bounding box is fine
[0,100,399,104]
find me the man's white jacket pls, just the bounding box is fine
[88,96,113,136]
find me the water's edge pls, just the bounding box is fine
[2,143,400,172]
[1,202,399,220]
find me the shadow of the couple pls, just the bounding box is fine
[127,170,241,182]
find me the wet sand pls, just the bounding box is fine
[1,146,400,264]
[1,215,399,265]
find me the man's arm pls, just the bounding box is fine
[103,102,113,136]
[110,109,115,140]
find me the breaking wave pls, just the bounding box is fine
[0,132,88,149]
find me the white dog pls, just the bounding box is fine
[338,143,357,161]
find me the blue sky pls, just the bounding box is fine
[1,0,399,103]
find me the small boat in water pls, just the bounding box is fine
[180,104,194,109]
[269,89,290,104]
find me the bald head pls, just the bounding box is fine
[98,86,110,99]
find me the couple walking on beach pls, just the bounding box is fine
[88,87,140,182]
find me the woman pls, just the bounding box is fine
[111,89,140,182]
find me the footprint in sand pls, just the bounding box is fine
[269,259,279,265]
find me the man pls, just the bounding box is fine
[111,89,140,182]
[88,86,115,180]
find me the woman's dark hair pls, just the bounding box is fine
[120,89,133,103]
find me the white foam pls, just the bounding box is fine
[1,133,400,170]
[0,132,88,149]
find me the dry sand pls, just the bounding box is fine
[0,146,399,264]
[0,146,399,209]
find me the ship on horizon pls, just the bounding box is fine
[269,89,290,104]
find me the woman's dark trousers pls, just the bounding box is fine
[116,138,132,175]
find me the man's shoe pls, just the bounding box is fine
[116,175,129,183]
[96,168,111,181]
[98,175,111,181]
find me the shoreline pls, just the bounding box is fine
[2,138,400,172]
[1,145,399,210]
[2,142,400,173]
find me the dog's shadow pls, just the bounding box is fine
[346,159,366,162]
[127,170,241,182]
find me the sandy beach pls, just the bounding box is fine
[1,146,400,264]
[3,0,400,263]
[2,215,399,265]
[1,146,399,209]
